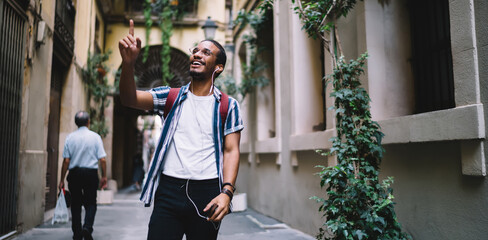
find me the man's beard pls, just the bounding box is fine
[189,69,205,81]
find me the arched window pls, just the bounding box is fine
[133,45,191,90]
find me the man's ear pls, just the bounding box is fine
[216,64,224,73]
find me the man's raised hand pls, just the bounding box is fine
[118,19,142,66]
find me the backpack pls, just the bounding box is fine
[163,88,229,128]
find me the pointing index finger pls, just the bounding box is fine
[129,19,134,36]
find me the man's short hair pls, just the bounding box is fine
[202,39,227,77]
[75,111,90,127]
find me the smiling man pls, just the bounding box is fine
[118,20,243,240]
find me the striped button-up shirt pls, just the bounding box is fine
[140,83,244,206]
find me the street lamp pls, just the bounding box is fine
[202,16,218,40]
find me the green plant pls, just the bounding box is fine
[143,0,153,63]
[158,4,173,84]
[314,54,409,240]
[215,74,238,98]
[293,0,359,66]
[82,50,112,138]
[291,0,410,239]
[230,0,273,101]
[143,0,195,84]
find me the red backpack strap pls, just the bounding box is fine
[220,92,229,131]
[163,88,180,119]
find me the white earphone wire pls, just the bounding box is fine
[185,179,221,230]
[209,67,218,95]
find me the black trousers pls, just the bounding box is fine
[67,168,99,239]
[147,174,221,240]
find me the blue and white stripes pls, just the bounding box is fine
[140,83,243,207]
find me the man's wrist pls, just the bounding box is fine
[122,61,135,69]
[222,186,233,194]
[222,182,236,193]
[221,188,233,200]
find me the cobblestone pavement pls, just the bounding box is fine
[14,189,314,240]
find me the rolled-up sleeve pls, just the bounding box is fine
[62,137,71,159]
[148,86,171,116]
[224,97,244,136]
[96,136,107,159]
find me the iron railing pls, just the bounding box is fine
[53,0,75,64]
[0,0,26,236]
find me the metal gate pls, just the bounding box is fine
[0,0,26,237]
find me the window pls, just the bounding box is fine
[94,17,101,53]
[255,8,276,140]
[409,0,455,113]
[236,43,250,143]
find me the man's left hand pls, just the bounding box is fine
[204,193,232,222]
[100,177,108,189]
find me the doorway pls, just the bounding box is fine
[45,57,66,210]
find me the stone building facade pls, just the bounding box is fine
[232,0,488,239]
[0,0,233,237]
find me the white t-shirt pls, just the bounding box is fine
[162,91,217,179]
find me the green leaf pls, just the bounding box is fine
[355,230,367,240]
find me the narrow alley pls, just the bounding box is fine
[13,189,314,240]
[4,0,488,239]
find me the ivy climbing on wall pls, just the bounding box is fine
[290,0,411,239]
[143,0,196,85]
[82,50,113,138]
[217,0,274,102]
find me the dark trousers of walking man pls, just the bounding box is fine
[68,168,99,239]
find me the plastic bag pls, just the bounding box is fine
[52,190,69,224]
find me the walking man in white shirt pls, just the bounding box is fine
[59,111,107,240]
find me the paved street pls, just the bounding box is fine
[14,189,314,240]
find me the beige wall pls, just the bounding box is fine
[235,0,488,238]
[18,0,107,231]
[232,36,251,144]
[381,142,488,239]
[57,0,97,186]
[364,0,415,120]
[198,0,226,23]
[58,0,116,183]
[17,0,56,232]
[14,0,232,234]
[235,0,326,235]
[290,15,323,135]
